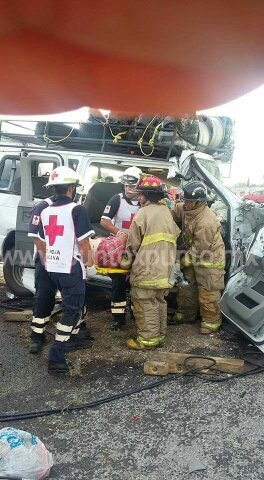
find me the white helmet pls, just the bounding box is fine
[120,166,142,186]
[44,166,83,188]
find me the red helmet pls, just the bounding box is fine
[136,176,167,193]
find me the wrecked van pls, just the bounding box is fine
[2,115,263,350]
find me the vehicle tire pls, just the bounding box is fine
[3,247,33,298]
[78,122,112,140]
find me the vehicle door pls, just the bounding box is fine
[14,150,64,270]
[0,152,21,257]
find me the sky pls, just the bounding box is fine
[200,85,264,186]
[1,84,264,186]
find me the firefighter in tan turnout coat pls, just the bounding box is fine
[125,176,180,350]
[170,181,225,334]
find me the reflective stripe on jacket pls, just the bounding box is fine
[126,201,180,289]
[171,201,225,270]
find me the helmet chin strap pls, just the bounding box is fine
[124,185,138,200]
[193,200,205,209]
[71,185,77,201]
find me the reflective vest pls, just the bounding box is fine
[113,194,139,233]
[41,202,85,276]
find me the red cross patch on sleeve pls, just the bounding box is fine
[32,215,40,226]
[103,205,111,214]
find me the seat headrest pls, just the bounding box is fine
[83,182,123,223]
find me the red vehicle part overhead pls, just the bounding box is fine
[0,2,264,115]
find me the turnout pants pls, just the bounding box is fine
[48,262,86,363]
[131,286,170,340]
[176,266,224,327]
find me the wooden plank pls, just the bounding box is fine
[144,361,169,376]
[144,352,244,376]
[144,360,219,376]
[2,307,61,323]
[3,310,33,322]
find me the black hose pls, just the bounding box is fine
[0,371,188,422]
[0,477,22,479]
[0,297,34,312]
[0,353,263,423]
[0,302,24,311]
[183,353,264,382]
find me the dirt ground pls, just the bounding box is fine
[2,269,264,479]
[1,279,247,372]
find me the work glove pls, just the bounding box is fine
[86,265,97,278]
[119,253,133,270]
[180,253,192,268]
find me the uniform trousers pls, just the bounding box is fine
[49,262,86,362]
[30,255,57,340]
[110,273,127,323]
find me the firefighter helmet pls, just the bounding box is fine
[120,167,142,186]
[44,166,83,187]
[182,181,210,201]
[136,176,167,193]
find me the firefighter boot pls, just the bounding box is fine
[173,311,197,325]
[199,321,221,334]
[29,333,45,354]
[111,315,126,331]
[126,335,160,350]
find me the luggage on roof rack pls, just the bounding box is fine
[0,113,235,163]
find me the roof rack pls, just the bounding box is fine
[0,115,235,163]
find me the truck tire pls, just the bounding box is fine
[3,247,33,298]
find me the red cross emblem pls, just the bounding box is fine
[51,171,59,181]
[122,213,135,230]
[44,215,64,246]
[32,215,40,226]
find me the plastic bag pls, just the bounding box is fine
[0,427,53,479]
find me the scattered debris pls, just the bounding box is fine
[188,459,207,474]
[132,415,139,421]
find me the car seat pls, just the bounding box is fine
[9,176,50,197]
[83,182,123,236]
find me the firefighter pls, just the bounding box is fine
[100,166,142,330]
[170,181,225,334]
[28,193,92,354]
[125,176,180,350]
[36,166,95,373]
